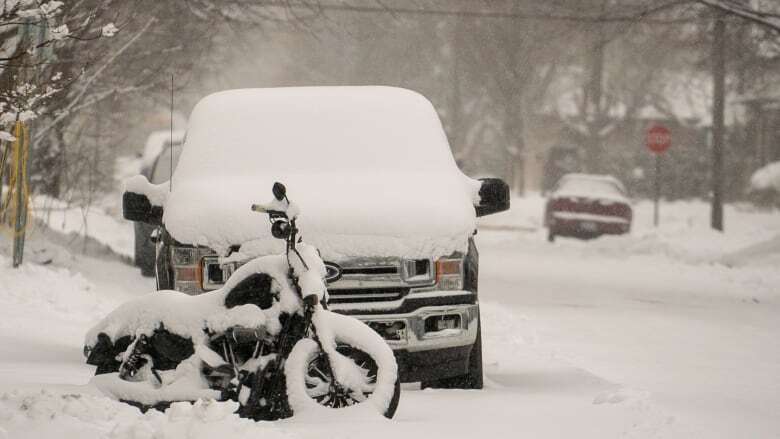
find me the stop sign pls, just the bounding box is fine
[647,124,671,154]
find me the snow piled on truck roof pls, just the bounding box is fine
[162,87,480,257]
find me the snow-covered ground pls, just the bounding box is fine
[30,194,135,259]
[1,195,779,438]
[21,155,141,260]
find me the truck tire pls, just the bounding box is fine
[422,320,483,390]
[134,223,156,277]
[138,245,155,277]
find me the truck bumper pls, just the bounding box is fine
[550,217,629,237]
[350,303,480,382]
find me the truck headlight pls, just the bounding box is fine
[171,246,202,293]
[175,266,200,282]
[172,246,197,266]
[401,258,434,285]
[435,257,463,290]
[201,256,236,291]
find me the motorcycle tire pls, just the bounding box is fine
[284,311,401,419]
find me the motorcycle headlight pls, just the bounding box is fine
[271,219,291,239]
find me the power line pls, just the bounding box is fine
[265,0,702,24]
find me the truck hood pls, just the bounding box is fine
[163,172,480,260]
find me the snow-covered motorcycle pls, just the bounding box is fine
[84,183,400,420]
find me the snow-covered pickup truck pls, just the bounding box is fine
[122,87,509,389]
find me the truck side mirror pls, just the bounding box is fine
[123,191,163,225]
[475,178,510,217]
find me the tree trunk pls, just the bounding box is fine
[584,33,606,173]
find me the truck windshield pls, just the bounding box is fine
[151,145,183,184]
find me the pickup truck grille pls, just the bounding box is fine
[341,266,398,275]
[327,287,409,304]
[323,257,429,304]
[198,253,431,306]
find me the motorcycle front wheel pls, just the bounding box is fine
[284,311,400,419]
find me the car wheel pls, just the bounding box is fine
[421,319,483,390]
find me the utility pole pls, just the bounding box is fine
[711,11,725,232]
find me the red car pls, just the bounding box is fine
[544,173,632,242]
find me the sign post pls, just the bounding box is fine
[9,15,50,267]
[646,124,671,227]
[11,121,29,267]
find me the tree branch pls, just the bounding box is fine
[698,0,780,33]
[32,16,156,144]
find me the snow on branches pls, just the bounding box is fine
[0,81,65,141]
[0,1,63,19]
[0,1,118,141]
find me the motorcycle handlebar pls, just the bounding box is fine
[251,204,287,218]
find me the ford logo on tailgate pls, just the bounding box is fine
[324,262,342,284]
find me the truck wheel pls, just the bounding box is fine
[547,230,555,242]
[422,322,483,390]
[138,247,155,277]
[134,223,156,277]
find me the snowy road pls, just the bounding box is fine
[1,199,779,438]
[476,230,779,438]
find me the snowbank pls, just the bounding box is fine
[476,192,547,231]
[31,194,135,259]
[586,200,780,266]
[479,194,780,267]
[0,253,103,345]
[750,161,780,192]
[0,391,293,439]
